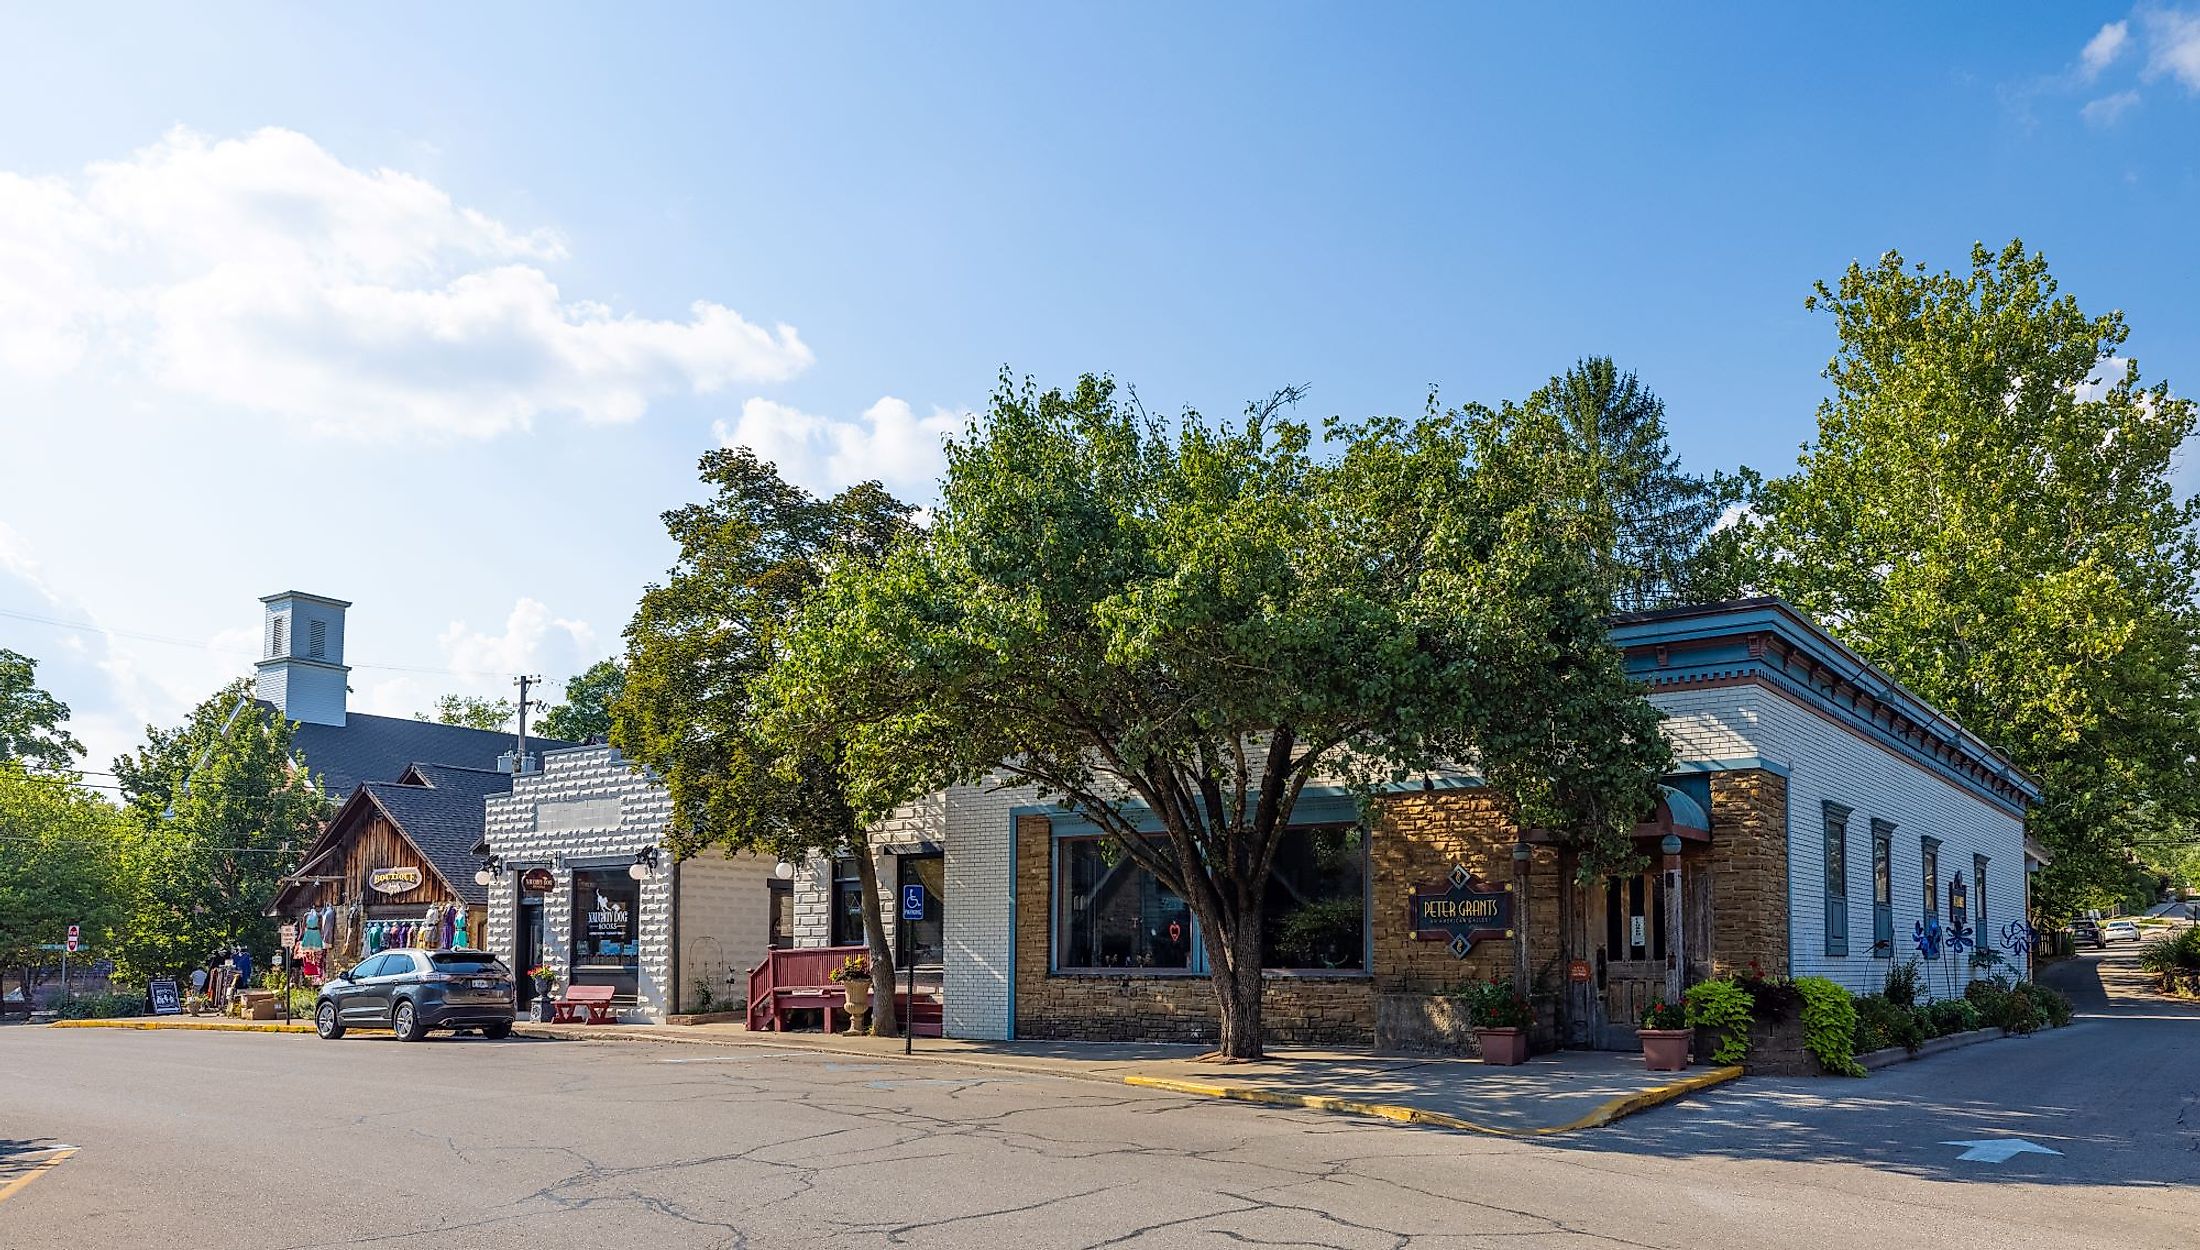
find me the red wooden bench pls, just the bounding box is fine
[748,945,864,1032]
[552,983,617,1024]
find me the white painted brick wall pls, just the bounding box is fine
[674,851,775,1012]
[1654,684,2029,997]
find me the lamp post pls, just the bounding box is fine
[1662,833,1685,1003]
[1511,841,1532,995]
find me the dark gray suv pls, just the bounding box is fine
[315,949,517,1041]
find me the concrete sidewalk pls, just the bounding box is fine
[46,1014,1738,1135]
[512,1021,1740,1135]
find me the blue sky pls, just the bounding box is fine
[2,3,2196,773]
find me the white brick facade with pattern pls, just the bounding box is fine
[1653,683,2030,996]
[482,744,775,1023]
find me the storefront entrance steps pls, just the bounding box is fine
[510,1022,1742,1136]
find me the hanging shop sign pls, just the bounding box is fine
[368,866,423,895]
[1408,865,1514,959]
[520,867,556,895]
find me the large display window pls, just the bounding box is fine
[571,868,640,998]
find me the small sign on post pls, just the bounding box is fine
[279,923,299,952]
[901,884,926,922]
[899,884,926,1054]
[65,924,79,954]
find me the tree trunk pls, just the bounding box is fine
[852,843,899,1036]
[1203,905,1268,1060]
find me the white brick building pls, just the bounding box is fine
[481,745,776,1022]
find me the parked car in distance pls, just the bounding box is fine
[315,948,516,1042]
[2102,919,2141,944]
[2070,917,2104,947]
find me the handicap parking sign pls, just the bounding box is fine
[901,883,926,921]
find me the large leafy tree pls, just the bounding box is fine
[766,373,1670,1059]
[1750,241,2200,911]
[539,659,625,743]
[0,765,126,1000]
[109,681,332,981]
[1478,358,1749,610]
[0,649,84,774]
[612,448,917,1033]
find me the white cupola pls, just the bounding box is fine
[253,590,351,726]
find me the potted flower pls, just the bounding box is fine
[1456,976,1534,1065]
[1638,999,1692,1071]
[829,954,872,1013]
[527,965,561,1022]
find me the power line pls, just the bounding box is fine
[0,605,525,678]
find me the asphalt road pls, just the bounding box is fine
[2,953,2193,1249]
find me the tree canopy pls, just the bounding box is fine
[766,372,1671,1056]
[539,659,625,743]
[419,694,515,733]
[613,446,917,1032]
[0,649,84,774]
[1749,241,2200,910]
[109,682,331,980]
[0,762,126,974]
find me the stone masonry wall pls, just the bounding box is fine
[1367,789,1563,998]
[1703,769,1789,977]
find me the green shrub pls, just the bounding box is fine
[1965,977,2042,1034]
[1684,978,1754,1065]
[1882,958,1924,1009]
[1852,993,1926,1054]
[1275,898,1366,968]
[53,991,147,1020]
[1794,977,1865,1077]
[2014,980,2074,1028]
[1924,998,1982,1037]
[2138,927,2200,975]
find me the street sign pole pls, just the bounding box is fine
[901,883,925,1055]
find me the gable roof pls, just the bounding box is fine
[266,703,571,798]
[274,759,514,912]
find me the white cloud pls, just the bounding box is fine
[2142,5,2200,90]
[713,395,967,500]
[0,127,812,440]
[2082,88,2143,125]
[2082,20,2132,79]
[355,597,604,720]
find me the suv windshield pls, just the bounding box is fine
[430,953,510,976]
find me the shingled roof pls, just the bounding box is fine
[268,703,571,798]
[274,761,515,912]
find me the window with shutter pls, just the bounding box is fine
[1822,801,1850,957]
[308,619,327,659]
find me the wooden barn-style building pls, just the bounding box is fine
[273,763,516,967]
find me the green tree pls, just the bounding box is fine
[612,447,918,1034]
[109,681,332,981]
[0,649,84,773]
[0,763,126,1000]
[766,373,1670,1058]
[539,659,625,743]
[417,694,515,733]
[1482,358,1750,610]
[1750,241,2200,911]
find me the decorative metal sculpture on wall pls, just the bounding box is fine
[2000,918,2039,955]
[1912,915,1944,961]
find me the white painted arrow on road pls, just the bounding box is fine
[1942,1139,2063,1163]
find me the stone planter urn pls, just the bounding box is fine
[1637,1028,1693,1072]
[1474,1027,1529,1066]
[839,977,872,1032]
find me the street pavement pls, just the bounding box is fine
[2,949,2194,1248]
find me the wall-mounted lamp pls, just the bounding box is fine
[628,847,665,880]
[473,855,504,887]
[773,860,795,880]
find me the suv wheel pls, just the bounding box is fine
[315,1001,345,1040]
[391,1000,426,1042]
[481,1022,512,1041]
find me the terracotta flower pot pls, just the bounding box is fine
[1474,1026,1529,1066]
[1637,1028,1693,1072]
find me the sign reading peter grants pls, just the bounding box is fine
[1408,865,1514,959]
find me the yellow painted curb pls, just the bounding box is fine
[1122,1064,1743,1137]
[0,1147,76,1207]
[48,1018,314,1034]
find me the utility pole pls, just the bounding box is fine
[513,674,543,774]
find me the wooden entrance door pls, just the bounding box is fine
[1594,873,1669,1049]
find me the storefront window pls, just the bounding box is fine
[571,868,639,997]
[897,853,945,967]
[1057,838,1194,970]
[1263,825,1366,970]
[831,858,866,947]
